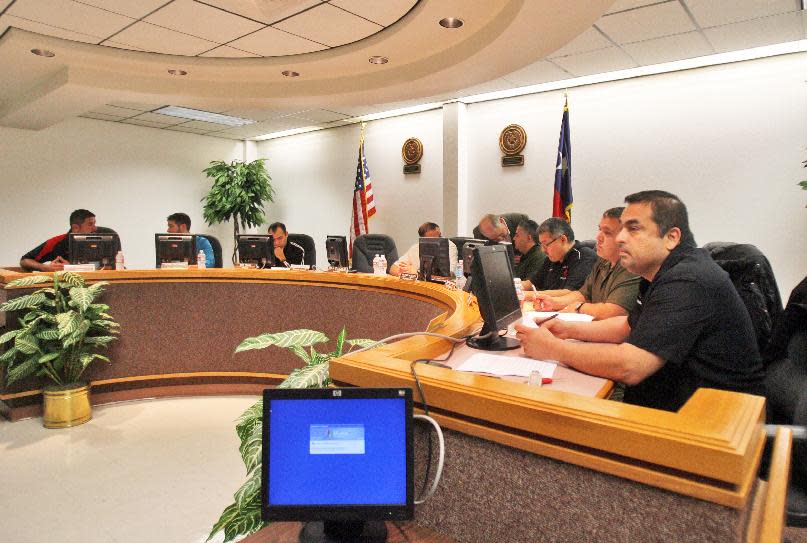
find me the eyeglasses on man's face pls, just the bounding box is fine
[539,236,561,250]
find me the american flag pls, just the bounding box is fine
[350,129,376,255]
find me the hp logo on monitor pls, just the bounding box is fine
[333,390,342,397]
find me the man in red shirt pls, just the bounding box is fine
[20,209,97,272]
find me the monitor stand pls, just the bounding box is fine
[466,323,520,351]
[299,520,388,543]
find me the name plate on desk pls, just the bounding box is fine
[63,263,99,272]
[289,264,310,270]
[160,262,189,269]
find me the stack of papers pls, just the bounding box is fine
[455,353,557,378]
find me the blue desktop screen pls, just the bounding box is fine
[267,398,407,506]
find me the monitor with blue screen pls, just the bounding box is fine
[262,387,413,542]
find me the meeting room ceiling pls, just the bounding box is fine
[0,0,804,140]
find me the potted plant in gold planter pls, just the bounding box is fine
[0,271,119,428]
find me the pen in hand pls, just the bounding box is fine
[534,313,559,327]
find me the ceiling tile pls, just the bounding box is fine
[0,0,13,11]
[704,11,803,53]
[273,3,382,47]
[76,0,169,19]
[103,40,149,51]
[552,46,637,77]
[128,112,189,125]
[597,2,696,44]
[289,109,350,123]
[109,22,219,55]
[107,100,163,111]
[199,45,260,58]
[622,30,713,65]
[219,107,306,121]
[329,0,418,26]
[548,27,613,58]
[228,25,325,56]
[200,0,324,25]
[8,0,133,40]
[457,78,516,98]
[87,104,142,117]
[0,14,102,43]
[80,112,125,121]
[174,120,233,131]
[502,60,572,87]
[145,0,264,43]
[165,125,215,134]
[685,0,798,28]
[605,0,667,15]
[120,118,170,128]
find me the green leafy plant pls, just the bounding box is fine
[202,159,276,265]
[0,272,119,387]
[208,328,379,542]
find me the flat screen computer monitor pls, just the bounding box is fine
[262,387,413,543]
[237,235,275,268]
[461,239,488,278]
[484,239,516,275]
[155,234,197,267]
[418,237,452,281]
[69,233,119,269]
[467,244,521,351]
[325,235,349,268]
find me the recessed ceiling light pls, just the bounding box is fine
[282,70,300,77]
[153,106,256,126]
[368,56,388,65]
[31,48,55,57]
[439,17,463,29]
[168,69,188,76]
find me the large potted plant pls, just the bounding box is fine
[0,272,119,428]
[208,328,379,542]
[202,158,276,265]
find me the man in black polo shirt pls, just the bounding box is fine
[20,209,97,272]
[523,217,597,292]
[268,222,305,266]
[515,191,764,412]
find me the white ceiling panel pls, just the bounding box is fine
[0,0,13,12]
[597,1,696,44]
[685,0,799,29]
[107,22,219,56]
[145,0,265,44]
[274,3,382,47]
[107,101,163,111]
[456,78,517,98]
[605,0,667,15]
[290,108,350,123]
[329,0,418,26]
[502,60,573,87]
[704,11,804,52]
[165,125,216,134]
[228,26,325,56]
[120,118,171,128]
[552,46,637,77]
[548,27,613,58]
[0,14,102,43]
[128,112,190,125]
[175,119,233,131]
[220,107,308,120]
[86,104,142,117]
[80,112,127,121]
[199,45,260,58]
[104,40,151,51]
[200,0,324,25]
[8,0,133,40]
[622,30,713,65]
[76,0,170,19]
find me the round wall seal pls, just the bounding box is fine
[499,124,527,156]
[402,137,423,165]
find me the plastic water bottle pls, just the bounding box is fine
[197,250,206,269]
[514,277,525,309]
[372,254,382,275]
[379,254,387,275]
[454,261,466,290]
[115,251,124,270]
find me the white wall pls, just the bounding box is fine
[0,118,243,269]
[464,52,807,295]
[256,109,444,269]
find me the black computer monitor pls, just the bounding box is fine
[418,237,452,281]
[262,387,413,543]
[237,235,275,268]
[69,233,119,269]
[154,234,197,268]
[325,235,349,268]
[485,239,516,275]
[461,239,488,278]
[467,244,521,351]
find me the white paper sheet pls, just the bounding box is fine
[455,353,557,378]
[519,311,594,327]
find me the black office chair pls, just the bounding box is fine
[200,234,223,268]
[95,226,122,253]
[449,237,482,253]
[351,234,398,273]
[576,239,596,251]
[287,233,316,267]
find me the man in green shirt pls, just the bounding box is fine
[512,219,546,280]
[534,207,640,320]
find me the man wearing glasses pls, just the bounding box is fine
[522,217,597,292]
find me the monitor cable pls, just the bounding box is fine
[412,413,444,505]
